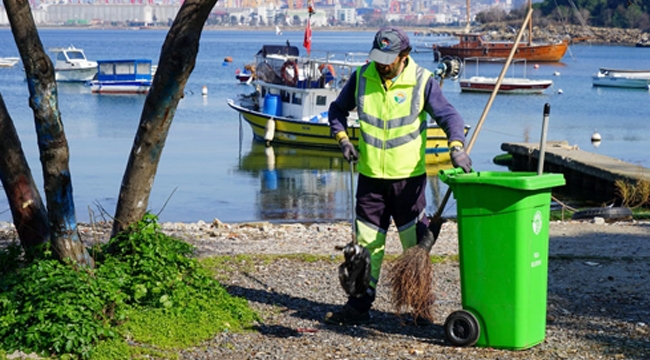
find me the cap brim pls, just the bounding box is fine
[368,48,398,65]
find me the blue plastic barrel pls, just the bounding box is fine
[263,94,282,116]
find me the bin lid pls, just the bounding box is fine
[439,168,565,191]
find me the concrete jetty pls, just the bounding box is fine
[501,140,650,204]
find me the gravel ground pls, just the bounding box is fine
[1,219,649,359]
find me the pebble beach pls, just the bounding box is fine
[2,218,648,359]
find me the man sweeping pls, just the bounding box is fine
[324,26,472,325]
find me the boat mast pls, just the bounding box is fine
[465,0,471,33]
[528,0,532,46]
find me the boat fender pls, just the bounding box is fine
[264,117,276,146]
[281,60,299,87]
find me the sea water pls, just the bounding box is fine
[0,28,649,223]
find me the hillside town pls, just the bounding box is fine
[0,0,528,28]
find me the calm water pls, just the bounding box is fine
[0,28,649,223]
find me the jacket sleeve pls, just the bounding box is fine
[423,76,467,144]
[328,71,358,137]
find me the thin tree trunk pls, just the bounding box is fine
[0,95,50,256]
[111,0,218,237]
[4,0,93,266]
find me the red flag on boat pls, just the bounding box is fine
[303,20,312,55]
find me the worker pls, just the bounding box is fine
[324,26,472,325]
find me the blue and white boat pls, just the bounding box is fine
[88,59,153,94]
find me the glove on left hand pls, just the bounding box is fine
[451,146,472,173]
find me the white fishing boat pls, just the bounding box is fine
[0,57,20,68]
[87,59,153,94]
[460,57,553,94]
[227,44,469,163]
[49,45,97,82]
[591,68,650,89]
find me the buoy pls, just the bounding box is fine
[264,118,276,146]
[558,89,563,94]
[592,140,602,149]
[553,71,560,76]
[591,129,602,142]
[534,64,539,69]
[201,85,208,96]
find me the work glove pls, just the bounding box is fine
[450,145,472,173]
[339,138,359,163]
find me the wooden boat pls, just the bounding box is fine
[591,68,650,89]
[460,57,553,94]
[0,57,20,68]
[433,0,568,62]
[227,44,469,164]
[87,59,153,94]
[49,46,97,82]
[434,34,569,63]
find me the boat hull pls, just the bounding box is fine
[0,57,20,68]
[460,76,553,94]
[228,100,465,164]
[236,73,252,82]
[436,38,569,62]
[55,67,98,82]
[89,81,151,94]
[592,77,650,88]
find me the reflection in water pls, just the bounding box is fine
[238,141,455,221]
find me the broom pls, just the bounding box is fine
[385,7,534,324]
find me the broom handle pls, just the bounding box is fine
[433,7,534,219]
[349,160,357,244]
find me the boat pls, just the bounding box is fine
[0,57,20,68]
[87,59,153,94]
[433,0,568,62]
[49,45,98,82]
[591,68,650,89]
[235,64,255,83]
[227,44,469,164]
[459,57,553,94]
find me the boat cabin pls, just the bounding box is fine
[96,59,153,82]
[50,46,90,64]
[250,45,365,121]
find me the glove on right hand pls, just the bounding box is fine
[339,138,358,163]
[450,146,472,173]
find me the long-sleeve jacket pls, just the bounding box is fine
[329,58,467,179]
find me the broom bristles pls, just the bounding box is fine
[386,246,435,323]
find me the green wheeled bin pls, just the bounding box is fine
[438,168,565,350]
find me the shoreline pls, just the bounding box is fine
[1,24,644,45]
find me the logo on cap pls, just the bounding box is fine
[379,38,391,50]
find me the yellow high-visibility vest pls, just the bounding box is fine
[355,58,431,179]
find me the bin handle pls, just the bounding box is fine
[438,167,465,184]
[433,7,534,220]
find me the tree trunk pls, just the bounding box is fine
[4,0,93,266]
[111,0,218,237]
[0,95,50,257]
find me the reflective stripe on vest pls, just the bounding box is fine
[355,59,431,179]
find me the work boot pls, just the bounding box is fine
[323,304,371,325]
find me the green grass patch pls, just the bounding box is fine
[0,213,258,359]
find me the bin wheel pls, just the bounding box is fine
[444,310,480,347]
